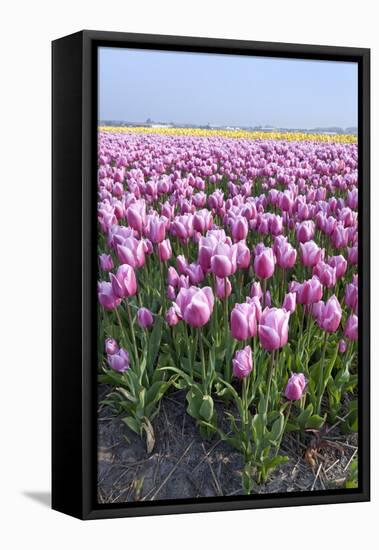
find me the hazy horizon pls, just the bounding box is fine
[98,47,358,130]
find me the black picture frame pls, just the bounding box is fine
[52,30,370,520]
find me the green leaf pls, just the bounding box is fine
[122,416,140,434]
[199,395,214,422]
[306,414,326,430]
[269,413,285,442]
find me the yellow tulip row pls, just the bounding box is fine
[99,125,357,144]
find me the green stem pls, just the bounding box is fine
[126,299,139,365]
[199,330,207,393]
[184,323,193,380]
[114,307,127,347]
[264,350,276,415]
[316,330,328,414]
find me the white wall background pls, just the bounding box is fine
[0,0,377,548]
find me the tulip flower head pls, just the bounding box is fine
[232,346,253,379]
[285,373,307,401]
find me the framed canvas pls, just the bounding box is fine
[52,30,370,520]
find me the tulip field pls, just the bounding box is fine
[97,128,359,500]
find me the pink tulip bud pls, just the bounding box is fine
[105,338,119,355]
[345,282,358,313]
[285,373,307,400]
[236,241,251,269]
[231,216,249,242]
[313,261,336,288]
[167,266,179,287]
[250,281,263,300]
[275,241,297,269]
[296,220,315,243]
[210,243,237,278]
[166,306,180,326]
[297,276,323,305]
[338,339,347,353]
[137,307,154,329]
[327,255,347,279]
[232,346,253,379]
[167,285,176,300]
[258,307,290,351]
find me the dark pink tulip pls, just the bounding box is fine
[107,348,130,372]
[210,243,237,278]
[254,247,275,279]
[177,255,189,275]
[344,314,358,341]
[345,282,358,313]
[278,191,293,212]
[158,239,172,261]
[230,302,258,341]
[105,338,119,355]
[275,240,297,269]
[236,241,251,269]
[232,346,253,379]
[98,281,121,310]
[116,237,145,268]
[296,220,315,243]
[297,276,323,305]
[166,306,180,327]
[216,276,232,300]
[175,286,214,328]
[99,253,114,271]
[258,307,290,351]
[137,307,154,329]
[282,292,296,313]
[167,266,179,287]
[126,202,145,232]
[300,240,323,267]
[231,216,248,242]
[269,215,283,236]
[285,373,307,401]
[110,264,137,298]
[317,295,342,333]
[313,261,336,288]
[171,214,193,242]
[327,255,347,279]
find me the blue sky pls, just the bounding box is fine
[98,47,358,129]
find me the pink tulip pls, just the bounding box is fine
[107,348,130,372]
[300,241,323,267]
[99,253,114,271]
[174,286,214,328]
[231,216,249,242]
[344,314,358,341]
[258,307,290,351]
[297,276,323,305]
[296,221,315,243]
[236,241,251,269]
[285,373,307,401]
[98,281,121,310]
[116,237,145,268]
[275,240,297,269]
[347,246,358,265]
[210,243,237,278]
[232,346,253,379]
[230,302,258,341]
[327,255,347,279]
[345,282,358,313]
[313,261,336,288]
[167,266,179,287]
[110,264,137,298]
[282,292,296,313]
[158,239,172,261]
[317,295,342,333]
[215,276,232,300]
[137,307,154,329]
[250,281,263,300]
[254,246,275,279]
[193,209,213,234]
[338,339,347,353]
[148,215,167,243]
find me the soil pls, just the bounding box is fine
[97,386,357,504]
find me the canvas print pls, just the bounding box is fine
[97,47,359,503]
